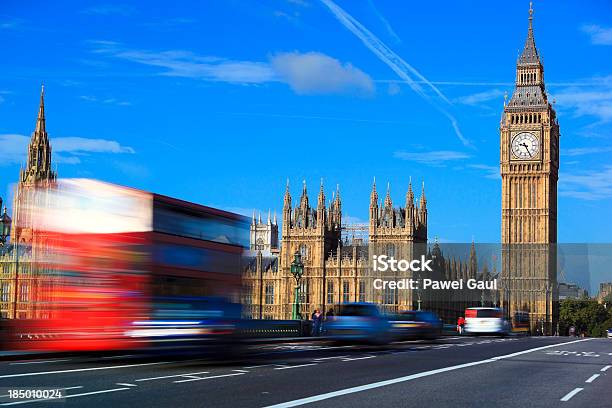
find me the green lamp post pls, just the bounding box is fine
[0,205,11,246]
[290,251,304,320]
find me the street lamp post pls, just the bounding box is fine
[290,251,304,320]
[545,283,551,336]
[0,205,10,246]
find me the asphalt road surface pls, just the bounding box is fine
[0,336,610,407]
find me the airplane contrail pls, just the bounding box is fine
[320,0,471,147]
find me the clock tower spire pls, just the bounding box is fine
[501,2,559,244]
[500,3,559,335]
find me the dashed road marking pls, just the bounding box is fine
[174,372,245,383]
[601,365,611,372]
[9,359,71,365]
[135,371,210,382]
[116,383,137,387]
[0,361,171,379]
[341,356,376,362]
[263,338,592,408]
[274,363,318,370]
[313,356,348,361]
[560,388,583,402]
[585,374,600,383]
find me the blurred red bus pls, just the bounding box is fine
[5,179,248,352]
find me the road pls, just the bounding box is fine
[0,336,610,407]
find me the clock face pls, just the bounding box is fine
[511,132,540,160]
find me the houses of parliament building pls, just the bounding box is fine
[243,179,495,322]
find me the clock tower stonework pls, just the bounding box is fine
[500,4,559,334]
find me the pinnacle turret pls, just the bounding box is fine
[518,2,540,66]
[370,177,378,207]
[317,178,326,209]
[406,177,414,207]
[420,181,427,207]
[384,182,392,208]
[34,84,47,138]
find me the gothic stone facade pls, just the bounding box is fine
[242,180,492,321]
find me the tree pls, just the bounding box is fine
[559,299,612,337]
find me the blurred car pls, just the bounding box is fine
[326,303,392,345]
[388,311,443,340]
[464,307,510,336]
[607,328,612,339]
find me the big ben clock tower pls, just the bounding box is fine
[500,3,559,334]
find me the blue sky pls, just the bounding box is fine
[1,0,611,243]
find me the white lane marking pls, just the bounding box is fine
[174,372,245,383]
[9,359,71,365]
[560,388,584,402]
[489,339,593,361]
[313,356,348,361]
[274,363,317,370]
[264,338,592,408]
[244,364,276,369]
[232,370,250,373]
[585,374,600,383]
[0,388,130,406]
[341,356,375,362]
[0,361,171,379]
[135,371,210,382]
[601,365,611,372]
[116,383,137,387]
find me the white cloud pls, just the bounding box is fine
[554,77,612,123]
[116,49,275,83]
[560,166,612,200]
[0,134,134,166]
[53,137,135,154]
[270,51,374,95]
[582,24,612,45]
[454,89,505,106]
[0,134,29,165]
[563,146,612,157]
[81,4,135,16]
[80,95,131,106]
[90,41,373,95]
[393,150,470,165]
[0,17,25,30]
[343,214,367,224]
[288,0,309,6]
[387,82,401,96]
[468,164,500,180]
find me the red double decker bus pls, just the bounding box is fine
[6,179,248,353]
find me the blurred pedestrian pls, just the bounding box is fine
[457,316,465,335]
[311,309,322,336]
